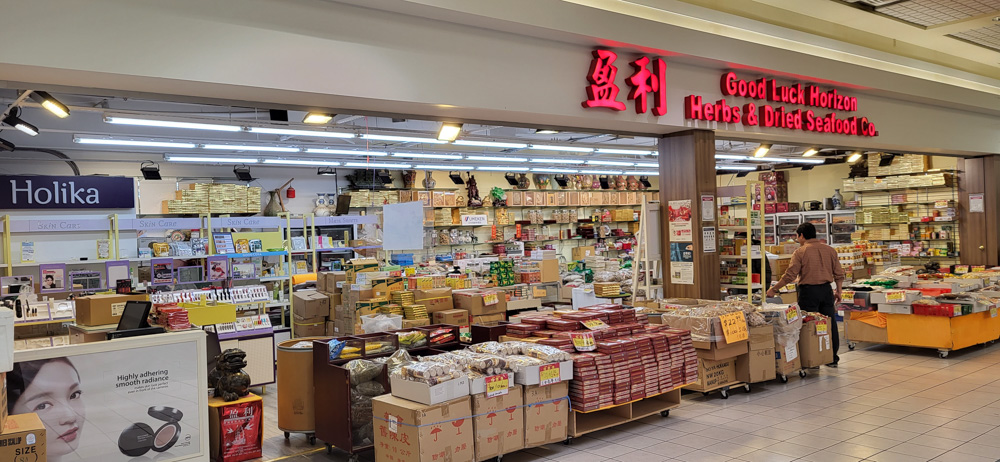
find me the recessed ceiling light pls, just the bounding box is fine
[535,129,560,134]
[847,152,863,163]
[360,134,448,144]
[802,148,818,157]
[754,144,771,158]
[303,112,334,124]
[437,123,462,141]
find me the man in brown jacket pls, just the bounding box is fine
[766,222,846,366]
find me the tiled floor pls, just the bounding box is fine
[262,339,1000,462]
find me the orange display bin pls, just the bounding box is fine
[883,311,1000,357]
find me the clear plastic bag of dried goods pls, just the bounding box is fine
[345,359,383,386]
[384,349,414,375]
[355,381,386,397]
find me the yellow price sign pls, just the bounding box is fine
[785,306,800,323]
[532,287,547,298]
[841,290,855,304]
[485,373,510,398]
[482,292,500,306]
[991,307,998,318]
[539,363,561,386]
[973,266,987,273]
[816,320,829,336]
[934,200,950,208]
[582,319,610,331]
[885,290,906,303]
[719,311,749,343]
[570,332,596,351]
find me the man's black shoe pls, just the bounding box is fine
[825,362,838,368]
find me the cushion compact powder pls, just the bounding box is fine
[117,406,184,456]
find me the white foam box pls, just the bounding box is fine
[0,307,12,372]
[390,374,469,405]
[513,360,573,386]
[877,304,912,315]
[869,290,922,305]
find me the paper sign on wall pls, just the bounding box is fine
[719,311,749,343]
[667,199,693,242]
[971,193,984,213]
[701,194,715,222]
[703,227,716,253]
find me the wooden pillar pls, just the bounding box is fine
[958,157,1000,266]
[658,130,720,299]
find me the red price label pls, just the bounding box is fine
[539,363,561,386]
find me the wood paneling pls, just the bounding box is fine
[959,157,1000,265]
[657,130,720,299]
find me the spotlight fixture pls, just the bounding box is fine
[847,152,863,163]
[376,169,393,184]
[140,161,162,180]
[879,153,896,167]
[234,165,255,181]
[639,176,652,188]
[302,112,333,124]
[317,167,337,176]
[29,91,70,118]
[553,175,569,187]
[535,129,560,134]
[801,165,816,171]
[449,171,465,185]
[736,171,751,178]
[0,138,15,151]
[754,144,771,158]
[802,148,819,157]
[504,172,519,186]
[437,123,462,141]
[3,111,38,136]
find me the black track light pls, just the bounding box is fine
[879,153,896,167]
[554,175,569,187]
[449,171,465,185]
[3,111,38,136]
[736,171,751,178]
[140,161,162,180]
[639,176,652,188]
[234,165,254,181]
[317,167,337,176]
[0,138,15,152]
[504,172,518,186]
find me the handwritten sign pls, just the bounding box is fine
[954,265,970,275]
[582,319,610,330]
[485,374,510,398]
[784,306,800,323]
[719,311,749,343]
[539,363,561,386]
[841,290,855,304]
[570,332,596,351]
[532,287,547,298]
[482,292,500,306]
[885,290,906,303]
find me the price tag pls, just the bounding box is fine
[973,266,986,273]
[532,287,547,298]
[816,320,829,336]
[885,290,906,303]
[785,306,800,323]
[719,311,749,343]
[539,363,561,386]
[955,265,970,275]
[570,332,596,351]
[934,200,949,208]
[841,290,855,304]
[388,415,398,433]
[990,307,997,318]
[485,373,510,398]
[460,325,472,343]
[582,319,610,330]
[482,292,500,306]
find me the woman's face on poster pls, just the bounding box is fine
[12,361,86,457]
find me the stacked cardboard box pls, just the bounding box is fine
[737,325,776,384]
[761,305,804,376]
[292,290,330,337]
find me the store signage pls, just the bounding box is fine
[570,332,596,351]
[485,373,510,398]
[719,311,749,343]
[582,49,666,116]
[460,214,489,226]
[538,363,561,386]
[1,175,135,209]
[8,219,112,232]
[685,72,879,137]
[130,217,203,230]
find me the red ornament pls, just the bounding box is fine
[286,186,296,198]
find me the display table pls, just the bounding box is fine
[846,311,1000,357]
[208,394,263,462]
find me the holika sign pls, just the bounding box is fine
[580,48,879,137]
[1,175,135,209]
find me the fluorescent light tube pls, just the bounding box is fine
[715,164,757,171]
[247,127,354,138]
[391,152,464,160]
[478,166,528,171]
[529,144,594,153]
[360,134,448,144]
[587,160,634,166]
[262,159,341,166]
[783,158,825,164]
[531,168,579,173]
[715,154,748,160]
[634,162,658,168]
[166,155,260,163]
[75,137,196,149]
[528,158,585,164]
[595,148,655,155]
[306,148,388,157]
[467,155,528,162]
[579,170,623,175]
[415,165,476,170]
[342,162,412,169]
[202,144,300,152]
[746,157,788,163]
[623,171,660,176]
[452,140,528,149]
[105,116,241,132]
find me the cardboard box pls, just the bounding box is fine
[690,357,736,390]
[775,342,802,376]
[473,386,524,461]
[845,319,888,344]
[74,293,149,326]
[523,382,569,447]
[402,318,431,329]
[373,395,474,462]
[413,288,454,313]
[571,246,596,261]
[0,412,45,462]
[737,348,776,383]
[799,315,835,368]
[748,325,775,351]
[0,307,12,372]
[433,309,469,326]
[325,320,336,336]
[390,374,470,405]
[505,299,542,311]
[453,290,506,316]
[539,259,560,283]
[695,340,749,361]
[293,290,330,321]
[472,313,506,325]
[661,313,746,354]
[324,293,343,318]
[293,320,327,338]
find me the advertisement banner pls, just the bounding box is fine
[7,339,203,462]
[0,176,135,209]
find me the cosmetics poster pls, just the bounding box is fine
[151,259,175,285]
[7,341,202,462]
[207,257,228,281]
[40,263,67,292]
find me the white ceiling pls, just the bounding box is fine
[848,0,1000,52]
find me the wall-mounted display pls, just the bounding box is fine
[39,263,66,292]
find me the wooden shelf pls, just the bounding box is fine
[569,388,681,438]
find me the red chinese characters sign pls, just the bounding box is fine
[582,49,666,116]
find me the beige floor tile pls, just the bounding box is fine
[825,442,883,459]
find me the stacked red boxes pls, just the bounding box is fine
[505,323,540,338]
[569,353,615,411]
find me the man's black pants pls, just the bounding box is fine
[797,283,839,363]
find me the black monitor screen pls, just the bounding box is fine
[116,301,152,331]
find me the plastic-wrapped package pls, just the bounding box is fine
[593,271,617,282]
[356,381,386,397]
[345,359,383,386]
[503,355,545,373]
[396,330,428,349]
[360,314,404,334]
[469,341,523,356]
[352,422,374,445]
[520,343,571,362]
[384,349,414,375]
